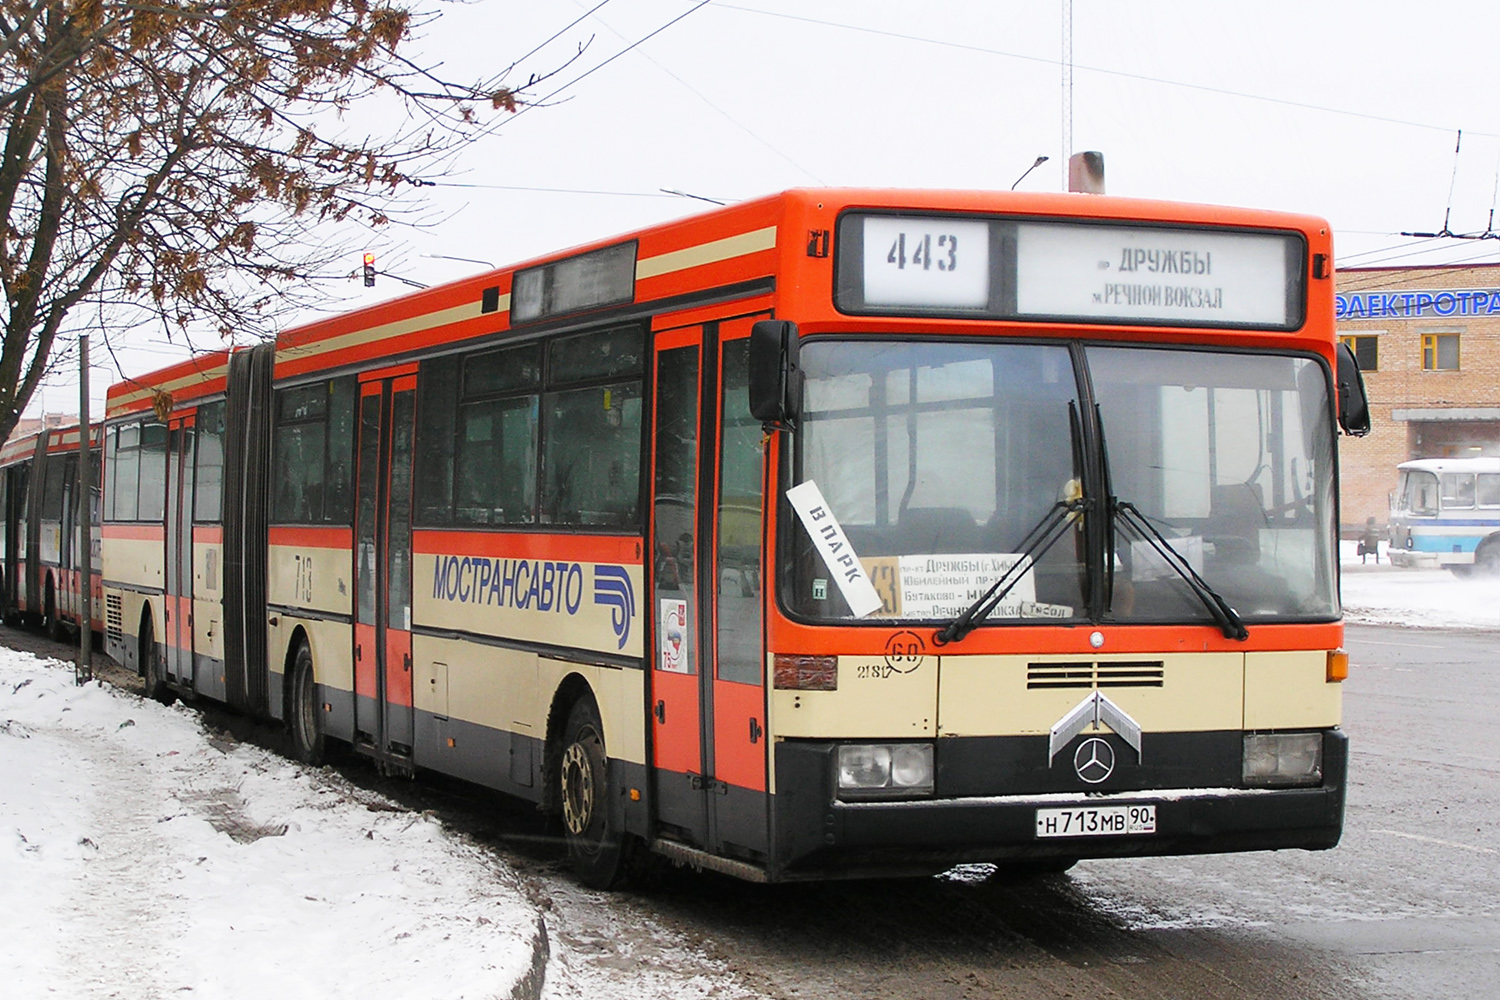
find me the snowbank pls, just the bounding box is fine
[0,649,540,1000]
[1340,541,1500,630]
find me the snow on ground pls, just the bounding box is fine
[1340,540,1500,631]
[0,648,539,1000]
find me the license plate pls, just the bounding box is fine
[1035,804,1156,838]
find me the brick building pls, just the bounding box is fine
[1335,263,1500,531]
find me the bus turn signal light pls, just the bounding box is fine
[773,654,837,691]
[1327,649,1349,683]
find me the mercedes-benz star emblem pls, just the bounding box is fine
[1073,737,1116,784]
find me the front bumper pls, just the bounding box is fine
[770,729,1347,880]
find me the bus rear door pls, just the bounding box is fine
[165,413,195,687]
[354,370,417,765]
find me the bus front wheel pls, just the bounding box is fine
[559,697,634,889]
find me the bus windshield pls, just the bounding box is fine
[784,339,1339,626]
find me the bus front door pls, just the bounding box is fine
[354,373,417,765]
[649,319,768,860]
[164,414,196,687]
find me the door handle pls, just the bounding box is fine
[654,700,666,724]
[403,653,411,672]
[748,717,763,744]
[355,643,362,661]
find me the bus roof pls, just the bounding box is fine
[1397,456,1500,473]
[106,188,1335,420]
[0,422,102,467]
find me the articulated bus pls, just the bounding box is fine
[1,423,103,638]
[1388,457,1500,575]
[101,189,1370,886]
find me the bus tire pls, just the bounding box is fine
[1476,539,1500,578]
[288,643,325,765]
[43,579,64,641]
[140,614,173,705]
[559,697,634,890]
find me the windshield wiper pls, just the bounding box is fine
[932,494,1087,646]
[1090,401,1246,641]
[1112,501,1249,641]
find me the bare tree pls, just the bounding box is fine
[0,0,551,441]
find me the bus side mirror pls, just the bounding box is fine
[749,320,801,425]
[1335,343,1371,437]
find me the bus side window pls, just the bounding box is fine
[1441,473,1475,509]
[1479,473,1500,508]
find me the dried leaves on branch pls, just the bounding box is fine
[0,0,546,443]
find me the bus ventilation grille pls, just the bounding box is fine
[105,593,124,644]
[1027,661,1165,689]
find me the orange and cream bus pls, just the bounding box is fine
[2,422,102,638]
[101,188,1370,886]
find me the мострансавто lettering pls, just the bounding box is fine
[432,555,585,613]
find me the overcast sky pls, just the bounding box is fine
[32,0,1500,416]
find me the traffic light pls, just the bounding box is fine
[362,252,376,287]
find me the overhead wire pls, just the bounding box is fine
[711,3,1500,139]
[566,0,823,184]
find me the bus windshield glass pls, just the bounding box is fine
[784,339,1338,626]
[1088,346,1338,623]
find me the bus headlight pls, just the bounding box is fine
[1242,732,1323,787]
[837,743,934,798]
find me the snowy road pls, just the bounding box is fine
[0,651,540,1000]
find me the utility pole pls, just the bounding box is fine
[76,335,92,685]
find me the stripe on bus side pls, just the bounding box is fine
[634,226,778,281]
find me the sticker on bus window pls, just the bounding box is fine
[659,599,689,673]
[860,552,1074,620]
[786,481,883,618]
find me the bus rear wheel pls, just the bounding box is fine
[559,697,634,889]
[140,615,173,705]
[288,643,325,765]
[43,580,65,641]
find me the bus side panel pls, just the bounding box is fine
[192,528,226,701]
[103,586,153,674]
[410,635,539,796]
[266,529,354,723]
[267,615,355,740]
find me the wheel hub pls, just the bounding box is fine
[560,742,594,836]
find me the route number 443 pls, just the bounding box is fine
[887,232,959,272]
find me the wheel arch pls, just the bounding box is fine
[136,600,158,677]
[541,672,598,815]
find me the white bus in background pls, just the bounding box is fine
[1388,457,1500,575]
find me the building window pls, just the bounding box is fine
[1339,334,1378,371]
[1421,333,1459,371]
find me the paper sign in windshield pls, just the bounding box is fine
[863,553,1074,620]
[1130,535,1204,582]
[786,481,884,618]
